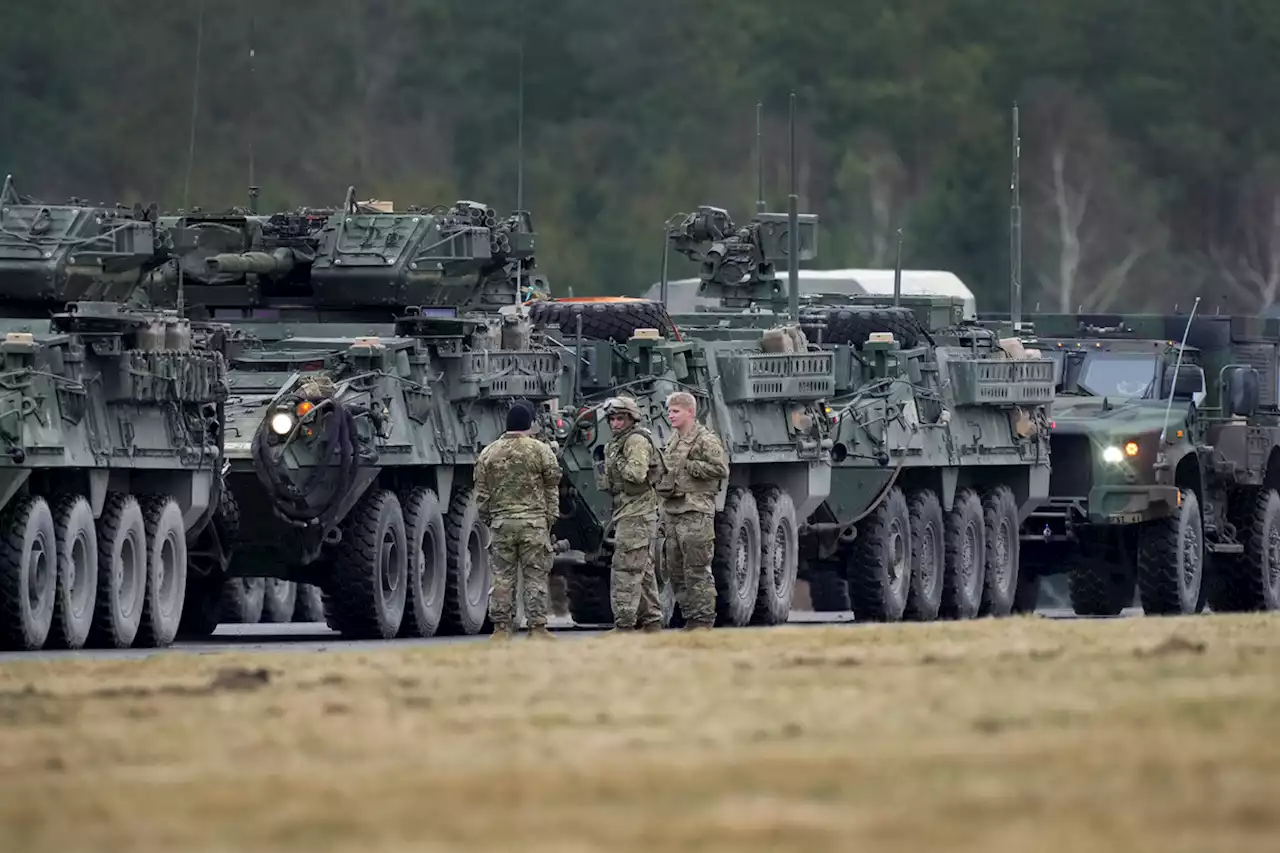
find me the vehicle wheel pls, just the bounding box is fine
[904,488,944,621]
[1136,489,1203,615]
[399,487,449,637]
[178,574,223,637]
[940,488,985,619]
[324,489,408,639]
[751,486,798,625]
[566,568,612,625]
[711,486,762,627]
[1012,568,1041,614]
[438,485,492,635]
[799,306,924,349]
[221,577,265,623]
[1066,556,1132,616]
[88,493,147,649]
[807,565,851,611]
[528,299,676,343]
[134,495,188,648]
[293,584,326,622]
[847,486,911,622]
[979,485,1020,617]
[1210,487,1280,612]
[262,579,297,623]
[48,494,98,649]
[0,496,57,650]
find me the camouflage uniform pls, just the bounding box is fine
[657,421,729,627]
[474,425,561,634]
[599,397,664,630]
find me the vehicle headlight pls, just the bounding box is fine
[1102,445,1123,464]
[270,412,295,436]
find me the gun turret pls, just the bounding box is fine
[667,205,818,310]
[0,174,180,313]
[307,188,541,314]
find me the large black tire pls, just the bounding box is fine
[262,579,297,623]
[1209,487,1280,612]
[1066,556,1132,616]
[135,495,188,648]
[1136,489,1204,615]
[399,487,449,638]
[979,485,1020,617]
[566,568,612,625]
[88,493,147,649]
[800,306,923,349]
[0,496,57,651]
[178,574,223,637]
[807,566,851,611]
[528,299,676,343]
[293,584,326,622]
[438,485,492,636]
[323,489,408,639]
[848,486,912,622]
[48,494,98,649]
[904,489,945,621]
[751,486,798,625]
[940,488,985,619]
[712,486,762,627]
[221,577,265,623]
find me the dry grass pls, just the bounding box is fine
[1,614,1278,853]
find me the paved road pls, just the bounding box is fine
[0,607,1147,663]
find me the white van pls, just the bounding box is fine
[644,268,978,319]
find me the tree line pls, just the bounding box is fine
[3,0,1279,314]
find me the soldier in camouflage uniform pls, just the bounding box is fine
[656,391,729,629]
[599,396,664,633]
[474,399,562,641]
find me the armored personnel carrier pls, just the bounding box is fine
[145,200,337,630]
[540,195,1053,629]
[996,308,1280,617]
[0,176,228,650]
[229,192,569,639]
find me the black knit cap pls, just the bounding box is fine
[506,399,534,432]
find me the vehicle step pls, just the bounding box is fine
[1206,542,1244,555]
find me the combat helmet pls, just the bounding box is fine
[604,395,644,422]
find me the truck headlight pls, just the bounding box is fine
[270,412,295,436]
[1102,445,1123,464]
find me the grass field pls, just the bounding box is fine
[0,614,1277,853]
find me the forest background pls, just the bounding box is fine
[3,0,1279,315]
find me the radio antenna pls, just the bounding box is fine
[177,0,206,319]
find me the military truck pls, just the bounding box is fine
[996,309,1280,617]
[230,194,573,640]
[0,176,228,650]
[539,199,1053,629]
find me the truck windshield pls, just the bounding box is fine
[1078,354,1159,398]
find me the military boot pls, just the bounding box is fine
[490,623,515,642]
[528,624,557,641]
[683,619,714,631]
[640,621,663,634]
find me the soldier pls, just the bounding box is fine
[656,390,729,629]
[474,399,562,641]
[599,396,665,633]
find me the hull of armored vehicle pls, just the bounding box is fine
[543,297,1054,629]
[0,302,226,651]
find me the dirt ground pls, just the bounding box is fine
[0,614,1277,853]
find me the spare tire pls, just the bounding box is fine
[799,306,924,350]
[529,299,676,343]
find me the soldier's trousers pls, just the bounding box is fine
[611,516,662,629]
[662,509,717,625]
[488,518,552,629]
